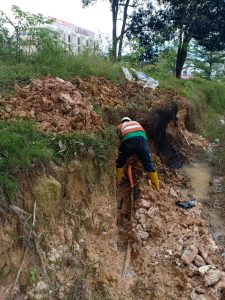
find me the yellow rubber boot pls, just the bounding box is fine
[148,171,160,191]
[116,167,124,185]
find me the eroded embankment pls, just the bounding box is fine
[0,76,225,299]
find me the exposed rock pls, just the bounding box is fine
[137,230,149,241]
[199,246,209,262]
[199,266,211,277]
[48,247,61,263]
[181,245,198,265]
[139,214,147,225]
[188,264,199,277]
[139,200,151,209]
[146,207,159,217]
[195,287,206,294]
[207,239,219,252]
[138,208,147,214]
[190,290,208,300]
[170,187,179,198]
[65,228,73,247]
[135,211,141,220]
[194,255,206,267]
[204,269,221,286]
[31,175,61,217]
[27,281,50,300]
[1,77,102,133]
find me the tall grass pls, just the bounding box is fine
[0,50,124,94]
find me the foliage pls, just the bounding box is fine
[122,38,153,63]
[186,42,225,79]
[142,48,176,76]
[0,5,53,62]
[203,109,225,173]
[128,0,225,77]
[27,267,38,285]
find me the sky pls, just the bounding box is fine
[0,0,112,35]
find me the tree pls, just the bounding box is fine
[0,11,10,51]
[82,0,144,58]
[129,0,225,78]
[0,5,52,61]
[186,42,225,79]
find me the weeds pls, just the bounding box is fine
[27,267,38,285]
[51,127,117,172]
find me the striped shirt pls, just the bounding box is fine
[117,121,147,141]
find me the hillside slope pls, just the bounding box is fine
[0,76,225,300]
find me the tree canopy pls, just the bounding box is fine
[128,0,225,77]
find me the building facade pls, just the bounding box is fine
[47,17,96,53]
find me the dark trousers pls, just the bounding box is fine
[116,136,155,172]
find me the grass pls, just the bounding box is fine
[0,51,124,95]
[142,62,225,111]
[202,108,225,173]
[0,120,117,202]
[0,121,52,200]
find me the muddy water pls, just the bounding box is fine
[179,161,225,247]
[180,162,212,200]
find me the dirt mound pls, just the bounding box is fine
[72,76,182,109]
[0,77,102,134]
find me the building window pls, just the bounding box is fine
[68,34,71,43]
[86,40,89,47]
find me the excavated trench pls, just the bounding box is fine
[115,104,190,290]
[116,127,225,298]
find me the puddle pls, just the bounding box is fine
[179,162,212,200]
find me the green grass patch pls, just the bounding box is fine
[0,121,53,201]
[0,120,117,202]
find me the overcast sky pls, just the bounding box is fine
[1,0,112,35]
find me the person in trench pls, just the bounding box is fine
[116,117,160,191]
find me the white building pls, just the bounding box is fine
[47,17,96,53]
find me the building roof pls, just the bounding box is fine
[48,17,95,37]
